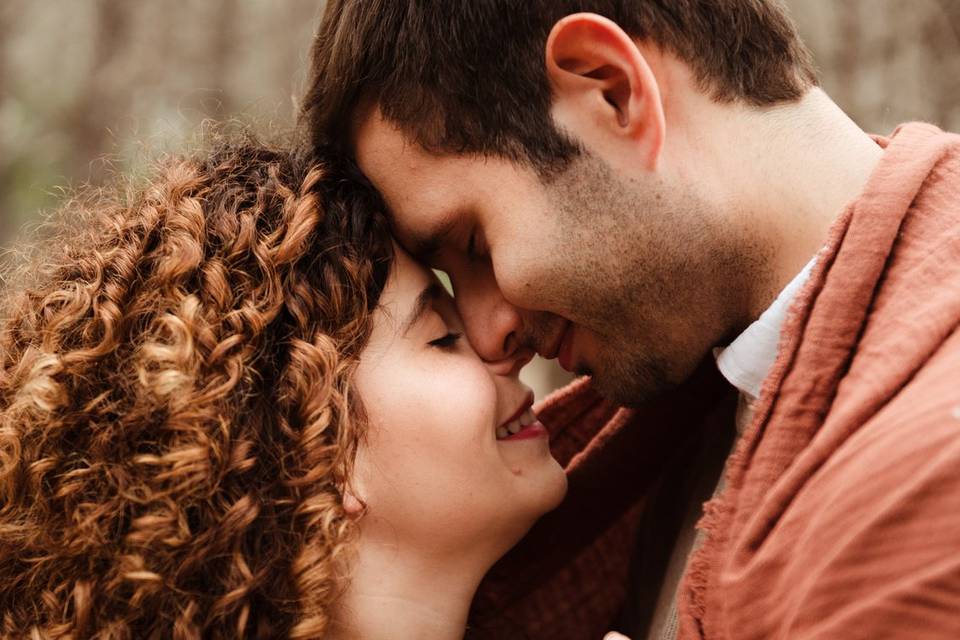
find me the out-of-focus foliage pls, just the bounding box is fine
[0,0,321,244]
[0,0,958,397]
[791,0,960,133]
[2,0,958,246]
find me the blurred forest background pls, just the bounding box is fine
[1,1,958,396]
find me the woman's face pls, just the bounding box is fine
[353,249,567,559]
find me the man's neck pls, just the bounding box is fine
[743,89,884,318]
[669,88,885,323]
[328,536,489,640]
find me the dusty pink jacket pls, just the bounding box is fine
[470,123,960,640]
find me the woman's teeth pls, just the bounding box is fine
[496,408,537,440]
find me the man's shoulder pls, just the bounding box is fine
[733,326,960,638]
[873,122,960,210]
[796,321,960,527]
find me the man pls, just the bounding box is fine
[300,2,960,639]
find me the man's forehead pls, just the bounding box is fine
[353,110,469,255]
[355,113,417,180]
[354,110,450,209]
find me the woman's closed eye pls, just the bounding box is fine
[428,332,462,349]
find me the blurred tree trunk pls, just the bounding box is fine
[208,0,238,119]
[64,0,130,184]
[0,2,11,242]
[834,2,862,111]
[941,0,960,41]
[927,1,960,125]
[281,2,309,115]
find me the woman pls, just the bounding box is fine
[0,136,567,638]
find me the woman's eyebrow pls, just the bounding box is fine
[401,282,444,336]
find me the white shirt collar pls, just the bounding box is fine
[713,257,817,400]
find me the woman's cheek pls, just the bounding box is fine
[362,353,498,470]
[419,356,498,429]
[359,363,505,537]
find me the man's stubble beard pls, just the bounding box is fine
[541,152,746,406]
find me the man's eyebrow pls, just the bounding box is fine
[401,282,444,336]
[410,216,458,262]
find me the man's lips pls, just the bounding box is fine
[557,323,576,372]
[543,320,572,361]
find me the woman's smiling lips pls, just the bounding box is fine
[496,394,548,441]
[501,420,548,441]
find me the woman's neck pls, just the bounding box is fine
[328,536,493,640]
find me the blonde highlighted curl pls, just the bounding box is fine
[0,135,393,638]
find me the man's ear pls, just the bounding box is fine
[546,13,665,169]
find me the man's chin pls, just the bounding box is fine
[586,356,674,407]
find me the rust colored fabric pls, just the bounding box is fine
[471,123,960,640]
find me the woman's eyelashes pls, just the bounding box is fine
[428,332,463,349]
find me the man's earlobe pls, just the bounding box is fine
[545,13,665,167]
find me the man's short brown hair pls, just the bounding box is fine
[301,0,818,173]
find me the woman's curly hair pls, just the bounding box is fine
[0,134,393,638]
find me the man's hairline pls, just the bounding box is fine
[346,91,591,270]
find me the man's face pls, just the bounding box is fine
[354,108,742,405]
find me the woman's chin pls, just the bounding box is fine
[515,457,569,528]
[541,457,569,513]
[493,467,568,559]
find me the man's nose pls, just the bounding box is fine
[456,273,525,363]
